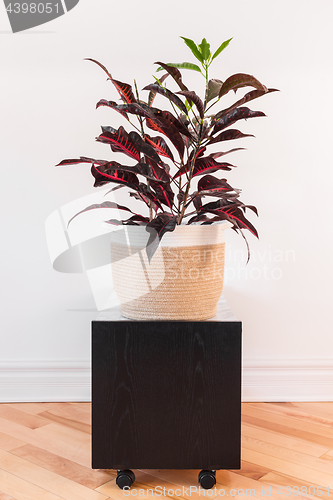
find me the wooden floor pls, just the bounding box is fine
[0,403,332,499]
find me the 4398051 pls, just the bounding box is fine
[5,2,61,14]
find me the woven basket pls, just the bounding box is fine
[110,222,231,320]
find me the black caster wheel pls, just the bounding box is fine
[198,470,216,489]
[116,469,135,489]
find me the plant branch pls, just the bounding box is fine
[134,79,154,222]
[178,140,201,224]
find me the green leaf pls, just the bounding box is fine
[211,38,233,62]
[199,38,211,61]
[156,62,202,73]
[180,36,204,63]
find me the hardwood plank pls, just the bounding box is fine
[320,449,333,461]
[0,449,108,500]
[97,470,200,500]
[242,422,330,457]
[1,402,333,499]
[242,435,333,476]
[259,471,330,499]
[0,431,26,452]
[248,402,333,428]
[69,403,91,411]
[0,406,49,430]
[0,468,65,500]
[139,469,309,500]
[38,411,91,435]
[0,493,18,500]
[241,447,333,489]
[33,422,91,451]
[215,470,310,500]
[12,444,116,489]
[268,402,333,421]
[230,460,271,480]
[39,403,92,425]
[0,416,91,468]
[242,414,333,449]
[5,403,53,415]
[242,404,333,440]
[35,402,76,411]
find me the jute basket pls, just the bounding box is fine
[110,222,231,320]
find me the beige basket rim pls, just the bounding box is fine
[110,221,232,249]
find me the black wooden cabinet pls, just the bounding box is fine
[92,299,241,480]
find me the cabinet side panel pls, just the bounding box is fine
[92,321,141,468]
[92,321,241,469]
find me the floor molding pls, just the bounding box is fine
[0,359,91,402]
[242,358,333,402]
[1,358,332,402]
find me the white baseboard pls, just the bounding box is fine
[242,358,333,402]
[0,360,91,403]
[1,359,332,403]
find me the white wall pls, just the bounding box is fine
[1,0,332,402]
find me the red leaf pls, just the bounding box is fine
[148,73,169,107]
[210,206,258,238]
[219,73,268,98]
[97,101,147,118]
[135,162,168,183]
[146,110,186,159]
[198,175,234,193]
[174,156,235,179]
[85,58,136,104]
[150,180,174,210]
[211,107,266,135]
[129,186,161,212]
[91,164,139,188]
[216,88,279,118]
[146,213,177,261]
[85,58,112,79]
[177,90,204,119]
[144,135,174,162]
[187,204,258,239]
[143,84,188,114]
[97,160,170,185]
[143,157,171,183]
[96,99,129,120]
[187,213,216,224]
[208,148,245,159]
[105,214,150,226]
[111,79,136,104]
[187,175,237,209]
[154,62,188,92]
[244,205,258,216]
[208,128,254,145]
[96,126,140,161]
[129,131,164,166]
[194,157,235,177]
[67,201,134,226]
[56,158,93,167]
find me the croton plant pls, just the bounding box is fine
[57,37,277,260]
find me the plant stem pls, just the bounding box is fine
[205,96,221,114]
[178,141,201,224]
[134,79,154,222]
[203,63,209,111]
[178,61,211,225]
